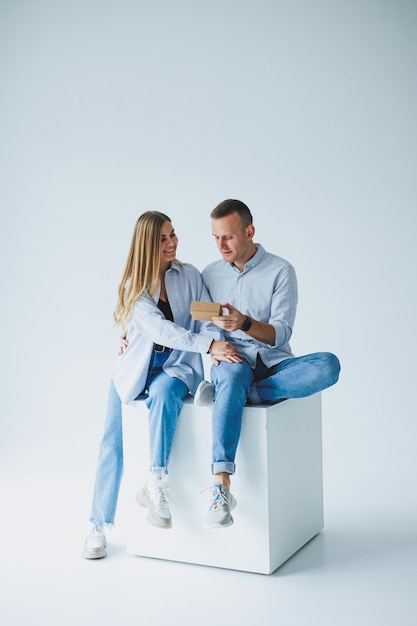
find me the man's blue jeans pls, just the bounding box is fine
[89,350,189,526]
[210,352,340,475]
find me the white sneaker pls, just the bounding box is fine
[194,380,215,407]
[136,480,174,529]
[203,483,237,529]
[82,524,107,559]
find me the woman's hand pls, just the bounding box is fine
[208,340,242,365]
[119,332,128,355]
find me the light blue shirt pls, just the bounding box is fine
[202,244,298,368]
[113,262,222,403]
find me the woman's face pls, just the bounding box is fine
[159,220,178,269]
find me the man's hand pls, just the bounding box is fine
[211,302,246,332]
[212,301,276,345]
[119,332,128,355]
[208,340,242,366]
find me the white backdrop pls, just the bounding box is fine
[1,0,416,522]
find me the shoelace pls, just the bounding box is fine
[151,485,175,507]
[89,524,103,539]
[87,524,105,547]
[202,484,229,511]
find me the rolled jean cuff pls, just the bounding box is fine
[212,461,235,475]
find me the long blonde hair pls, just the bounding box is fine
[113,211,174,328]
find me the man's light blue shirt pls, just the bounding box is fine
[202,244,298,368]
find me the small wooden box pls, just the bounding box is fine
[190,301,222,320]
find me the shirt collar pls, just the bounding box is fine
[243,243,265,269]
[166,260,182,273]
[227,243,265,273]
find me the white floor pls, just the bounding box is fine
[1,449,416,626]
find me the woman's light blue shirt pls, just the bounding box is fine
[112,262,221,403]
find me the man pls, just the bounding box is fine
[197,199,340,530]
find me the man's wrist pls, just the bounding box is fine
[241,316,252,332]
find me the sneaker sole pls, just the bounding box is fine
[82,546,107,559]
[135,489,172,529]
[203,515,234,530]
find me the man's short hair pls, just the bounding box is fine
[211,199,253,229]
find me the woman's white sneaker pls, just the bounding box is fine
[82,524,107,559]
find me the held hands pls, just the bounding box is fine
[208,340,242,366]
[211,302,246,332]
[118,333,242,366]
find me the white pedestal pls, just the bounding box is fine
[122,393,323,574]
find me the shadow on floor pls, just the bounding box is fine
[275,517,417,577]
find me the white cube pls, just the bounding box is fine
[122,393,323,574]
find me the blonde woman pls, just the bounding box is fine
[82,211,240,559]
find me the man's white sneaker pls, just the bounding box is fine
[194,380,215,407]
[82,524,107,559]
[136,480,174,529]
[203,483,237,529]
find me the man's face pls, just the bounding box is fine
[211,212,255,269]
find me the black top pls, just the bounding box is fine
[157,298,173,322]
[153,298,174,352]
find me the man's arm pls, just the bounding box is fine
[211,302,275,346]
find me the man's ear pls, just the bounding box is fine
[246,224,255,240]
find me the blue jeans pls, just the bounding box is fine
[89,350,189,526]
[210,352,340,475]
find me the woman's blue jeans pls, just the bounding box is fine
[210,351,340,475]
[89,350,188,526]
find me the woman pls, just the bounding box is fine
[82,211,239,559]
